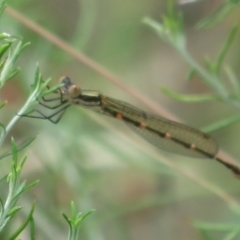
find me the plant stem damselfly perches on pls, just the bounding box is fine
[22,76,240,179]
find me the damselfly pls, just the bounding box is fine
[23,76,240,178]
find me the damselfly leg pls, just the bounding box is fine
[29,103,71,124]
[20,81,71,123]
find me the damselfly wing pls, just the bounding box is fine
[21,76,240,178]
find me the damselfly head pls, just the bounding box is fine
[59,76,81,98]
[59,76,73,89]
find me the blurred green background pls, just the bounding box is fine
[1,0,240,239]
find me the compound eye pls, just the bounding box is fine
[68,84,81,98]
[59,76,71,83]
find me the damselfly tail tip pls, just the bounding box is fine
[215,157,240,180]
[228,166,240,180]
[235,174,240,180]
[231,167,240,180]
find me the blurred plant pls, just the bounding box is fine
[143,0,240,133]
[178,0,240,28]
[194,222,240,240]
[0,0,94,239]
[192,204,240,239]
[0,138,38,239]
[62,202,94,240]
[194,205,240,240]
[0,1,39,237]
[143,0,240,239]
[196,0,240,29]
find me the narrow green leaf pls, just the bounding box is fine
[0,41,30,86]
[31,65,41,90]
[8,203,35,240]
[0,0,7,18]
[194,222,240,231]
[62,213,69,221]
[0,32,12,40]
[11,42,30,61]
[39,78,52,92]
[71,201,77,220]
[196,3,235,29]
[215,26,238,74]
[29,217,35,240]
[11,137,18,164]
[0,123,6,135]
[0,136,36,160]
[160,86,219,102]
[0,100,7,109]
[40,83,62,98]
[6,67,20,80]
[186,68,196,80]
[11,180,39,203]
[75,209,95,226]
[0,43,12,59]
[6,206,22,217]
[200,114,240,133]
[0,174,7,183]
[224,65,240,95]
[0,198,3,212]
[204,56,215,73]
[22,180,39,193]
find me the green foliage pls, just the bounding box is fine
[0,138,38,237]
[197,0,240,29]
[143,1,240,239]
[194,222,240,240]
[0,137,36,160]
[62,202,94,240]
[160,86,219,102]
[0,0,91,239]
[0,65,55,147]
[144,0,240,132]
[192,202,240,239]
[143,2,185,51]
[0,41,29,88]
